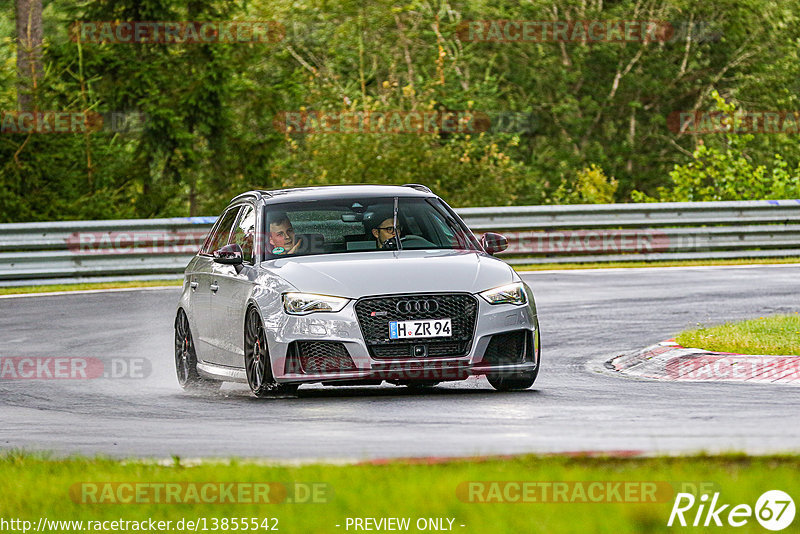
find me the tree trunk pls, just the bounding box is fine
[189,179,197,217]
[15,0,43,111]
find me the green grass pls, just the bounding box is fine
[1,452,798,533]
[0,279,182,296]
[676,314,800,356]
[514,257,800,271]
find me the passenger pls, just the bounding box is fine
[268,212,304,255]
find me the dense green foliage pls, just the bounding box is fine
[634,92,800,201]
[2,0,799,221]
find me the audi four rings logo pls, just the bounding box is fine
[396,299,440,314]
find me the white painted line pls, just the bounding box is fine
[0,285,181,300]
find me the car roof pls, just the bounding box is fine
[230,184,435,205]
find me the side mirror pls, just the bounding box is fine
[480,232,508,255]
[213,243,244,270]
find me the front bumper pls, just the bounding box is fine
[264,294,540,384]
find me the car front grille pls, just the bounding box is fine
[284,341,357,374]
[480,330,529,365]
[354,293,478,359]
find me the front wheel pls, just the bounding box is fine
[487,368,538,391]
[244,307,298,398]
[487,331,541,391]
[174,309,221,392]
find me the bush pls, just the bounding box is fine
[551,164,618,204]
[634,91,800,202]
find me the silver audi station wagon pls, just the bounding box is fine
[175,184,540,396]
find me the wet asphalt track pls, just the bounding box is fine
[1,265,799,460]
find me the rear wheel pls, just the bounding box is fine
[487,330,541,391]
[174,309,220,392]
[244,307,298,398]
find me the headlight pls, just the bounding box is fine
[479,282,527,305]
[283,292,349,315]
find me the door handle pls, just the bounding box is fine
[189,281,198,290]
[210,283,219,293]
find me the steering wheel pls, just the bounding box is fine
[381,236,401,250]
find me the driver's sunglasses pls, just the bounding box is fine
[377,226,402,234]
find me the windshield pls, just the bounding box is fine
[261,197,480,260]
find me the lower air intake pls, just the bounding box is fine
[285,341,357,374]
[481,330,529,365]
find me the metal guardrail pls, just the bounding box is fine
[1,200,799,286]
[0,217,215,287]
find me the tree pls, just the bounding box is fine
[15,0,42,110]
[633,92,800,202]
[2,0,800,222]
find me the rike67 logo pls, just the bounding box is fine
[668,490,795,530]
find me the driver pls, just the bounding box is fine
[370,213,402,249]
[268,212,304,255]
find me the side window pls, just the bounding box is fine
[427,210,455,244]
[202,207,240,255]
[230,204,256,264]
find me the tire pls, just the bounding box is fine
[174,309,221,392]
[487,330,541,391]
[244,306,299,398]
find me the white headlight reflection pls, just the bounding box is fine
[283,292,349,315]
[478,282,527,305]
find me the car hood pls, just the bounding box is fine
[265,249,516,298]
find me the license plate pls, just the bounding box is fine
[389,319,452,339]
